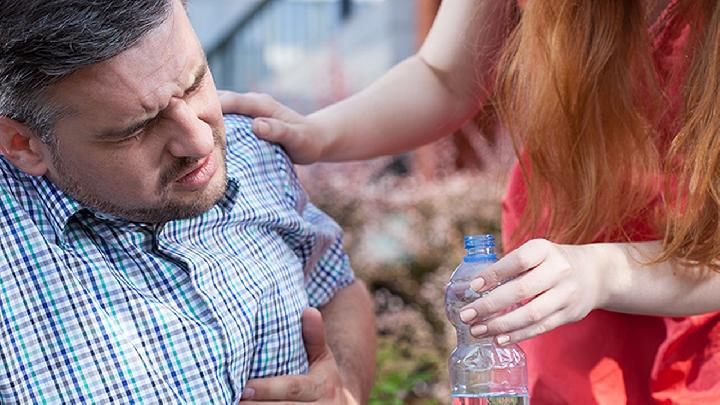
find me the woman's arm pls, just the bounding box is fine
[458,239,720,344]
[603,241,720,316]
[311,0,513,161]
[221,0,516,163]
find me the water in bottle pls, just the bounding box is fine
[445,234,529,405]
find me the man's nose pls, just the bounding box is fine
[164,99,215,159]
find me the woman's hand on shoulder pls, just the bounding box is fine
[218,90,326,164]
[458,239,612,344]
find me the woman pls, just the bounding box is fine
[222,1,720,403]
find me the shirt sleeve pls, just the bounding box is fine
[272,146,355,308]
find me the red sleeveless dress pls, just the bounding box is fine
[501,1,720,403]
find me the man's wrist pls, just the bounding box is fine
[339,370,366,404]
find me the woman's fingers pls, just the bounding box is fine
[252,117,292,143]
[218,91,299,121]
[459,241,602,343]
[460,256,565,324]
[216,90,325,164]
[218,91,274,117]
[470,282,571,340]
[254,118,323,164]
[495,311,573,344]
[472,239,554,291]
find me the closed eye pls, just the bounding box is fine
[115,131,143,144]
[113,119,156,144]
[185,65,207,96]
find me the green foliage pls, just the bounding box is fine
[370,337,440,405]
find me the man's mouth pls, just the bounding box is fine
[174,153,217,190]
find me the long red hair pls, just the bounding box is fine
[495,0,720,268]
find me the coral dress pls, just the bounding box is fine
[501,1,720,403]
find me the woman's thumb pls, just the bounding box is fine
[253,118,288,142]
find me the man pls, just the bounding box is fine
[0,0,375,403]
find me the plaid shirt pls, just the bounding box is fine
[0,115,354,404]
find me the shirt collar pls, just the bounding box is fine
[218,174,240,212]
[30,175,84,246]
[29,170,241,245]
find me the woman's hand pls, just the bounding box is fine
[459,239,612,344]
[218,90,327,164]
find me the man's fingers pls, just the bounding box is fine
[241,375,319,402]
[239,309,331,403]
[301,308,328,364]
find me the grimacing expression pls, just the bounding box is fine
[37,0,228,223]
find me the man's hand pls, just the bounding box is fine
[239,308,359,404]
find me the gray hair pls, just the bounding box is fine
[0,0,178,143]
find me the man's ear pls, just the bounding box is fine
[0,116,49,176]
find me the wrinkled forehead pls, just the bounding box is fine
[45,0,204,130]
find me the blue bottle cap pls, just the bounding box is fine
[464,234,495,250]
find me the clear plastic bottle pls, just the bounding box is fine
[445,234,529,405]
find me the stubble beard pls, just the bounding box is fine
[49,127,228,224]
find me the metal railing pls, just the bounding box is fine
[205,0,356,93]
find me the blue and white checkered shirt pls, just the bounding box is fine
[0,115,354,404]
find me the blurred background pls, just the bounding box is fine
[189,1,514,403]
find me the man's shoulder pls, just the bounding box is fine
[223,113,254,134]
[221,114,302,210]
[224,114,270,153]
[223,114,291,171]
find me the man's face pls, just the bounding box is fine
[39,0,227,223]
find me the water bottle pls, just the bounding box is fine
[445,234,528,405]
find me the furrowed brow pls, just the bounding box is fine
[95,60,208,141]
[186,61,208,95]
